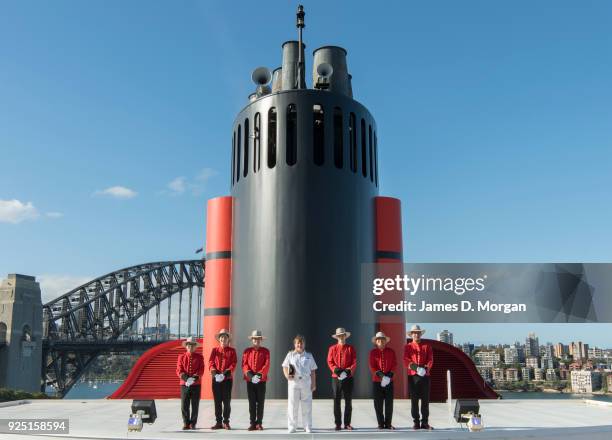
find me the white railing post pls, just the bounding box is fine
[447,369,453,416]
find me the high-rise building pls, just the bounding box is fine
[492,368,505,381]
[526,356,539,369]
[515,343,526,363]
[475,351,501,367]
[504,347,519,365]
[522,367,533,381]
[534,368,545,381]
[544,342,554,358]
[554,342,567,358]
[143,324,169,337]
[525,332,540,358]
[437,329,453,345]
[571,370,602,393]
[570,341,591,360]
[569,342,578,359]
[477,367,492,382]
[462,342,475,356]
[546,369,557,382]
[588,347,604,359]
[541,356,555,370]
[506,368,519,382]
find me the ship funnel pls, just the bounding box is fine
[281,41,306,90]
[271,67,283,93]
[312,46,350,96]
[251,66,272,98]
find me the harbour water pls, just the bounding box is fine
[499,391,612,402]
[47,381,122,399]
[55,381,612,402]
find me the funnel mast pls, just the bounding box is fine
[296,5,306,89]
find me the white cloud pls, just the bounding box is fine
[167,177,187,195]
[95,186,138,199]
[38,274,92,303]
[162,168,218,197]
[191,168,218,196]
[45,212,64,219]
[0,199,40,224]
[196,167,218,182]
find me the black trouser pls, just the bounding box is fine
[180,384,201,426]
[331,377,353,426]
[212,379,233,423]
[407,375,430,424]
[246,381,266,425]
[373,381,394,428]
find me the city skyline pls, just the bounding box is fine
[430,324,612,348]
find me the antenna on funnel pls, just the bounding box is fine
[296,5,306,89]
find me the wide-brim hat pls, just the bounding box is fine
[249,329,266,340]
[182,336,201,347]
[332,327,351,339]
[407,324,426,336]
[215,328,232,341]
[372,331,391,344]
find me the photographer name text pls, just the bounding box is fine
[371,275,526,315]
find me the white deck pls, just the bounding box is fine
[1,398,611,439]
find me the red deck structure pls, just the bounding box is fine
[108,338,497,401]
[425,339,499,402]
[108,339,202,400]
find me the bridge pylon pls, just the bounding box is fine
[0,274,43,393]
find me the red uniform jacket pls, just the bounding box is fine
[403,341,434,376]
[327,343,357,378]
[241,347,271,382]
[176,351,205,386]
[208,346,237,378]
[369,347,397,382]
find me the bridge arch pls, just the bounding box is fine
[42,260,204,397]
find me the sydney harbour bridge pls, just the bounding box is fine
[41,259,205,398]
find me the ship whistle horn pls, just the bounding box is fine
[251,66,272,98]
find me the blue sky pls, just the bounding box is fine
[1,1,611,345]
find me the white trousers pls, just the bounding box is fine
[287,378,312,430]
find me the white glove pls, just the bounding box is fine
[185,377,195,387]
[417,367,426,377]
[338,371,348,381]
[252,375,261,384]
[380,376,391,387]
[215,373,225,382]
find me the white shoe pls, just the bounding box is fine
[305,426,312,433]
[288,428,296,433]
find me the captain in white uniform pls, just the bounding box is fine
[282,334,318,433]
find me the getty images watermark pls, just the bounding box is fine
[371,273,526,314]
[0,419,69,434]
[360,263,612,323]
